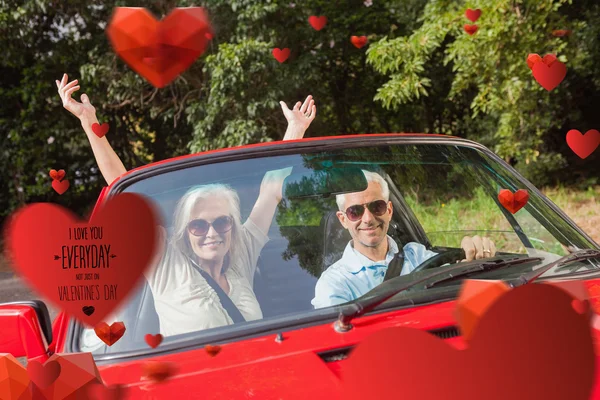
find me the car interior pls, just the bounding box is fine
[89,168,442,354]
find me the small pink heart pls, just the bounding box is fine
[272,48,291,63]
[92,122,110,138]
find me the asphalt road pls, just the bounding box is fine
[0,271,59,321]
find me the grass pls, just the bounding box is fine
[406,185,600,254]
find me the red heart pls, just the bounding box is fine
[141,361,175,383]
[145,333,163,349]
[272,48,291,63]
[27,360,61,389]
[532,57,566,91]
[94,322,127,346]
[205,344,222,357]
[308,15,327,31]
[342,284,595,400]
[49,169,66,182]
[4,193,159,326]
[87,383,127,400]
[498,189,529,214]
[52,179,70,195]
[463,24,478,35]
[465,8,482,22]
[106,7,212,88]
[350,36,368,49]
[92,123,110,138]
[566,129,600,159]
[552,29,572,37]
[526,54,542,70]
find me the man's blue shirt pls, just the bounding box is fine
[312,236,438,309]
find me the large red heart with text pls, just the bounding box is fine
[498,189,529,214]
[343,284,595,400]
[106,7,212,88]
[566,129,600,159]
[4,193,159,326]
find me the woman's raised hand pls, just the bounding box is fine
[280,95,317,140]
[56,73,96,123]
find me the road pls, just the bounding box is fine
[0,271,59,321]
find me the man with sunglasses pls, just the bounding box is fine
[311,170,497,309]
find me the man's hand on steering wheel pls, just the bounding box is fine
[460,235,497,262]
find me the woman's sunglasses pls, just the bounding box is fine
[187,216,233,236]
[344,200,388,222]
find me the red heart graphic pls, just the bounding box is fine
[498,189,529,214]
[532,57,567,91]
[49,169,66,182]
[463,24,478,35]
[144,333,163,349]
[94,322,127,346]
[87,383,127,400]
[106,7,212,88]
[552,29,572,37]
[526,53,557,70]
[566,129,600,159]
[272,48,291,63]
[308,15,327,31]
[27,360,61,389]
[92,122,110,138]
[343,284,595,400]
[205,344,222,357]
[52,179,70,195]
[4,193,159,326]
[350,36,368,49]
[526,54,542,70]
[141,361,175,383]
[465,8,482,22]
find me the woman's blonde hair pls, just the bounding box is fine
[170,184,243,272]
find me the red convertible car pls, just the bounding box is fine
[2,134,600,398]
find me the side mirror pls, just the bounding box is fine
[0,300,53,362]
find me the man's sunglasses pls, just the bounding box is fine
[343,200,388,222]
[187,216,233,236]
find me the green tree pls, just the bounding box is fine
[366,0,600,186]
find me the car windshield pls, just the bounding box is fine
[76,139,599,355]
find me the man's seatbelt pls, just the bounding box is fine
[189,258,246,323]
[383,249,405,282]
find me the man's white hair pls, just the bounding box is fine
[336,170,390,211]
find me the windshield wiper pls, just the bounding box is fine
[333,255,541,332]
[514,249,600,285]
[424,256,543,289]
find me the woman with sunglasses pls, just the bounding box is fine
[57,73,317,337]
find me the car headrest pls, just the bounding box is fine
[320,210,351,274]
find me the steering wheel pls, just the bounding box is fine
[410,248,465,273]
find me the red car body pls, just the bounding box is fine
[2,134,600,399]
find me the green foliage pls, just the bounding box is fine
[1,0,599,234]
[367,0,600,181]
